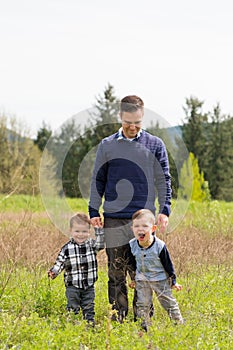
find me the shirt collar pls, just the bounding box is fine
[117,127,142,141]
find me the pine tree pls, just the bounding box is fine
[50,119,83,197]
[34,122,52,151]
[206,105,233,200]
[178,152,210,201]
[182,96,208,172]
[90,83,120,145]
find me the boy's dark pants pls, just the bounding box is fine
[66,285,95,322]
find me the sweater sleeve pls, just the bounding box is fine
[154,140,172,217]
[159,244,176,285]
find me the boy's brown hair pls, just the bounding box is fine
[70,212,91,228]
[132,209,156,225]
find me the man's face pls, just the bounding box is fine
[70,222,90,244]
[120,109,143,138]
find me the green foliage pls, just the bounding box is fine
[90,83,120,146]
[34,122,52,151]
[39,84,120,199]
[0,266,232,349]
[182,96,208,172]
[2,86,232,203]
[205,105,233,201]
[0,197,233,348]
[0,194,88,213]
[0,115,41,195]
[182,200,233,236]
[178,153,211,202]
[182,98,233,201]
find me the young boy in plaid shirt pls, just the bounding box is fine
[48,212,104,325]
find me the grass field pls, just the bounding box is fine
[0,195,232,349]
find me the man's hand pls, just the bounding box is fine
[90,217,103,228]
[157,213,169,233]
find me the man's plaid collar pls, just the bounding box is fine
[117,127,142,141]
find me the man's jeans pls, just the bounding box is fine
[104,218,136,318]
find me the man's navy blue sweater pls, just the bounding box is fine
[89,130,171,219]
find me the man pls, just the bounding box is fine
[88,95,171,321]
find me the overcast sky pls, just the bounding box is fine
[1,0,233,135]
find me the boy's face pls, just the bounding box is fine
[70,222,90,244]
[131,216,156,246]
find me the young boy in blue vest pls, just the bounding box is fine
[129,209,183,331]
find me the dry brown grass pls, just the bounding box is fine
[0,212,107,268]
[0,212,232,272]
[159,227,233,274]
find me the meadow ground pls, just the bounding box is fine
[0,195,232,349]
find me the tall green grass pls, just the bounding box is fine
[0,194,88,213]
[0,195,232,348]
[0,265,232,349]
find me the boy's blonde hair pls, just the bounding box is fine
[70,212,91,228]
[132,209,156,225]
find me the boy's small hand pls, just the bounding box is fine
[172,283,182,291]
[129,281,136,289]
[48,270,56,279]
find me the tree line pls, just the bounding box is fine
[0,84,232,201]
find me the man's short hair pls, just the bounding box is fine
[120,95,144,113]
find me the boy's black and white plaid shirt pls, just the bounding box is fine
[50,228,104,289]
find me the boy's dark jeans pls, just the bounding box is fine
[66,285,95,322]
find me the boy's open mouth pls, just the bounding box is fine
[138,233,145,238]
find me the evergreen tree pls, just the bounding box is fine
[182,96,208,172]
[43,84,120,198]
[178,152,210,201]
[34,122,52,151]
[206,105,233,200]
[90,83,120,146]
[50,119,82,197]
[221,116,233,201]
